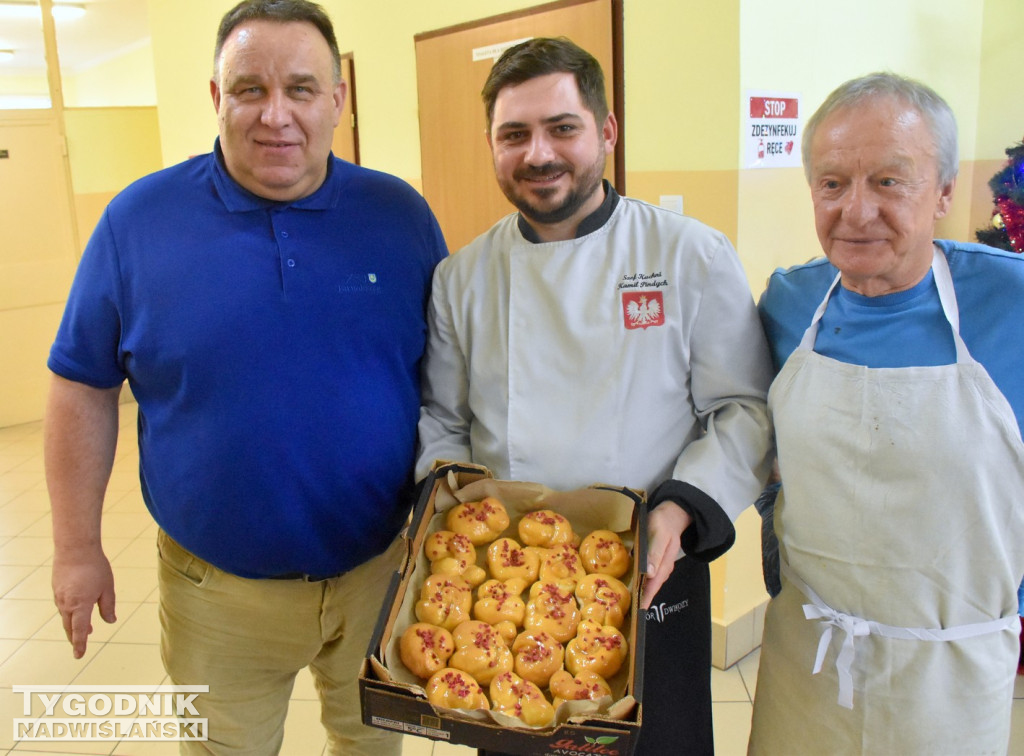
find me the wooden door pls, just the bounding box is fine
[415,0,623,252]
[331,54,359,164]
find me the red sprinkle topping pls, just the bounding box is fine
[520,643,550,663]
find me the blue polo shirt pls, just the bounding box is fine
[49,142,448,577]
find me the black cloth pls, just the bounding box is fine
[648,480,735,562]
[753,481,782,597]
[634,553,713,755]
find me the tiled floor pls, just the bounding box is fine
[0,403,1021,756]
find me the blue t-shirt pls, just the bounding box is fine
[49,142,448,578]
[759,239,1024,435]
[805,270,955,368]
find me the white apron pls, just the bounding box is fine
[749,249,1024,755]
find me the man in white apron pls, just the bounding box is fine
[751,73,1024,754]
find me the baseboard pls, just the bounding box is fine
[711,598,768,670]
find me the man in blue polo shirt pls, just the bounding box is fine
[44,1,446,754]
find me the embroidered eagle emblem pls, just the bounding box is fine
[622,291,665,329]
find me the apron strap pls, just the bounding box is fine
[780,560,1019,709]
[796,273,842,351]
[797,247,973,363]
[931,246,972,363]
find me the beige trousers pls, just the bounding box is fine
[157,530,404,756]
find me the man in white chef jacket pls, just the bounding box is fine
[416,37,773,754]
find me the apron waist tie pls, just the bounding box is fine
[781,560,1019,709]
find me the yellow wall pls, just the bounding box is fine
[975,0,1024,159]
[737,0,986,290]
[971,0,1024,239]
[147,0,234,165]
[0,73,50,97]
[730,0,1024,290]
[63,107,164,247]
[624,1,740,241]
[65,108,163,195]
[62,42,159,108]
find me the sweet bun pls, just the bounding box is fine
[537,543,587,587]
[474,578,527,627]
[425,667,490,710]
[449,620,514,686]
[524,581,580,643]
[414,574,473,630]
[489,671,555,727]
[399,622,455,679]
[575,573,631,629]
[444,561,487,588]
[511,630,565,688]
[486,538,540,583]
[518,509,576,548]
[549,669,612,708]
[492,619,519,646]
[446,497,510,545]
[565,620,628,679]
[424,530,487,587]
[579,530,630,578]
[424,530,476,564]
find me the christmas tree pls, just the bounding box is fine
[976,141,1024,253]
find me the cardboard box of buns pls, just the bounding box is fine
[359,462,647,755]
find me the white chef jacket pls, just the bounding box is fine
[416,195,772,526]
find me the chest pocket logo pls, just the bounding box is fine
[622,291,664,330]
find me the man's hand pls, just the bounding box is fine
[52,547,116,658]
[641,501,692,609]
[44,374,122,659]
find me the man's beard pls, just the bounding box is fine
[501,152,606,226]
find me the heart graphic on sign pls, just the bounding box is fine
[784,141,794,155]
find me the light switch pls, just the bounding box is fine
[659,194,683,215]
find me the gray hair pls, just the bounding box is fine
[802,72,959,185]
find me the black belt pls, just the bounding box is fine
[265,571,344,582]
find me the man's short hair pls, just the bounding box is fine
[214,0,342,83]
[802,71,959,186]
[481,37,609,129]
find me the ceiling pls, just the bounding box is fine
[0,0,151,78]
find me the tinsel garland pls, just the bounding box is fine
[996,196,1024,253]
[977,142,1024,253]
[988,143,1024,206]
